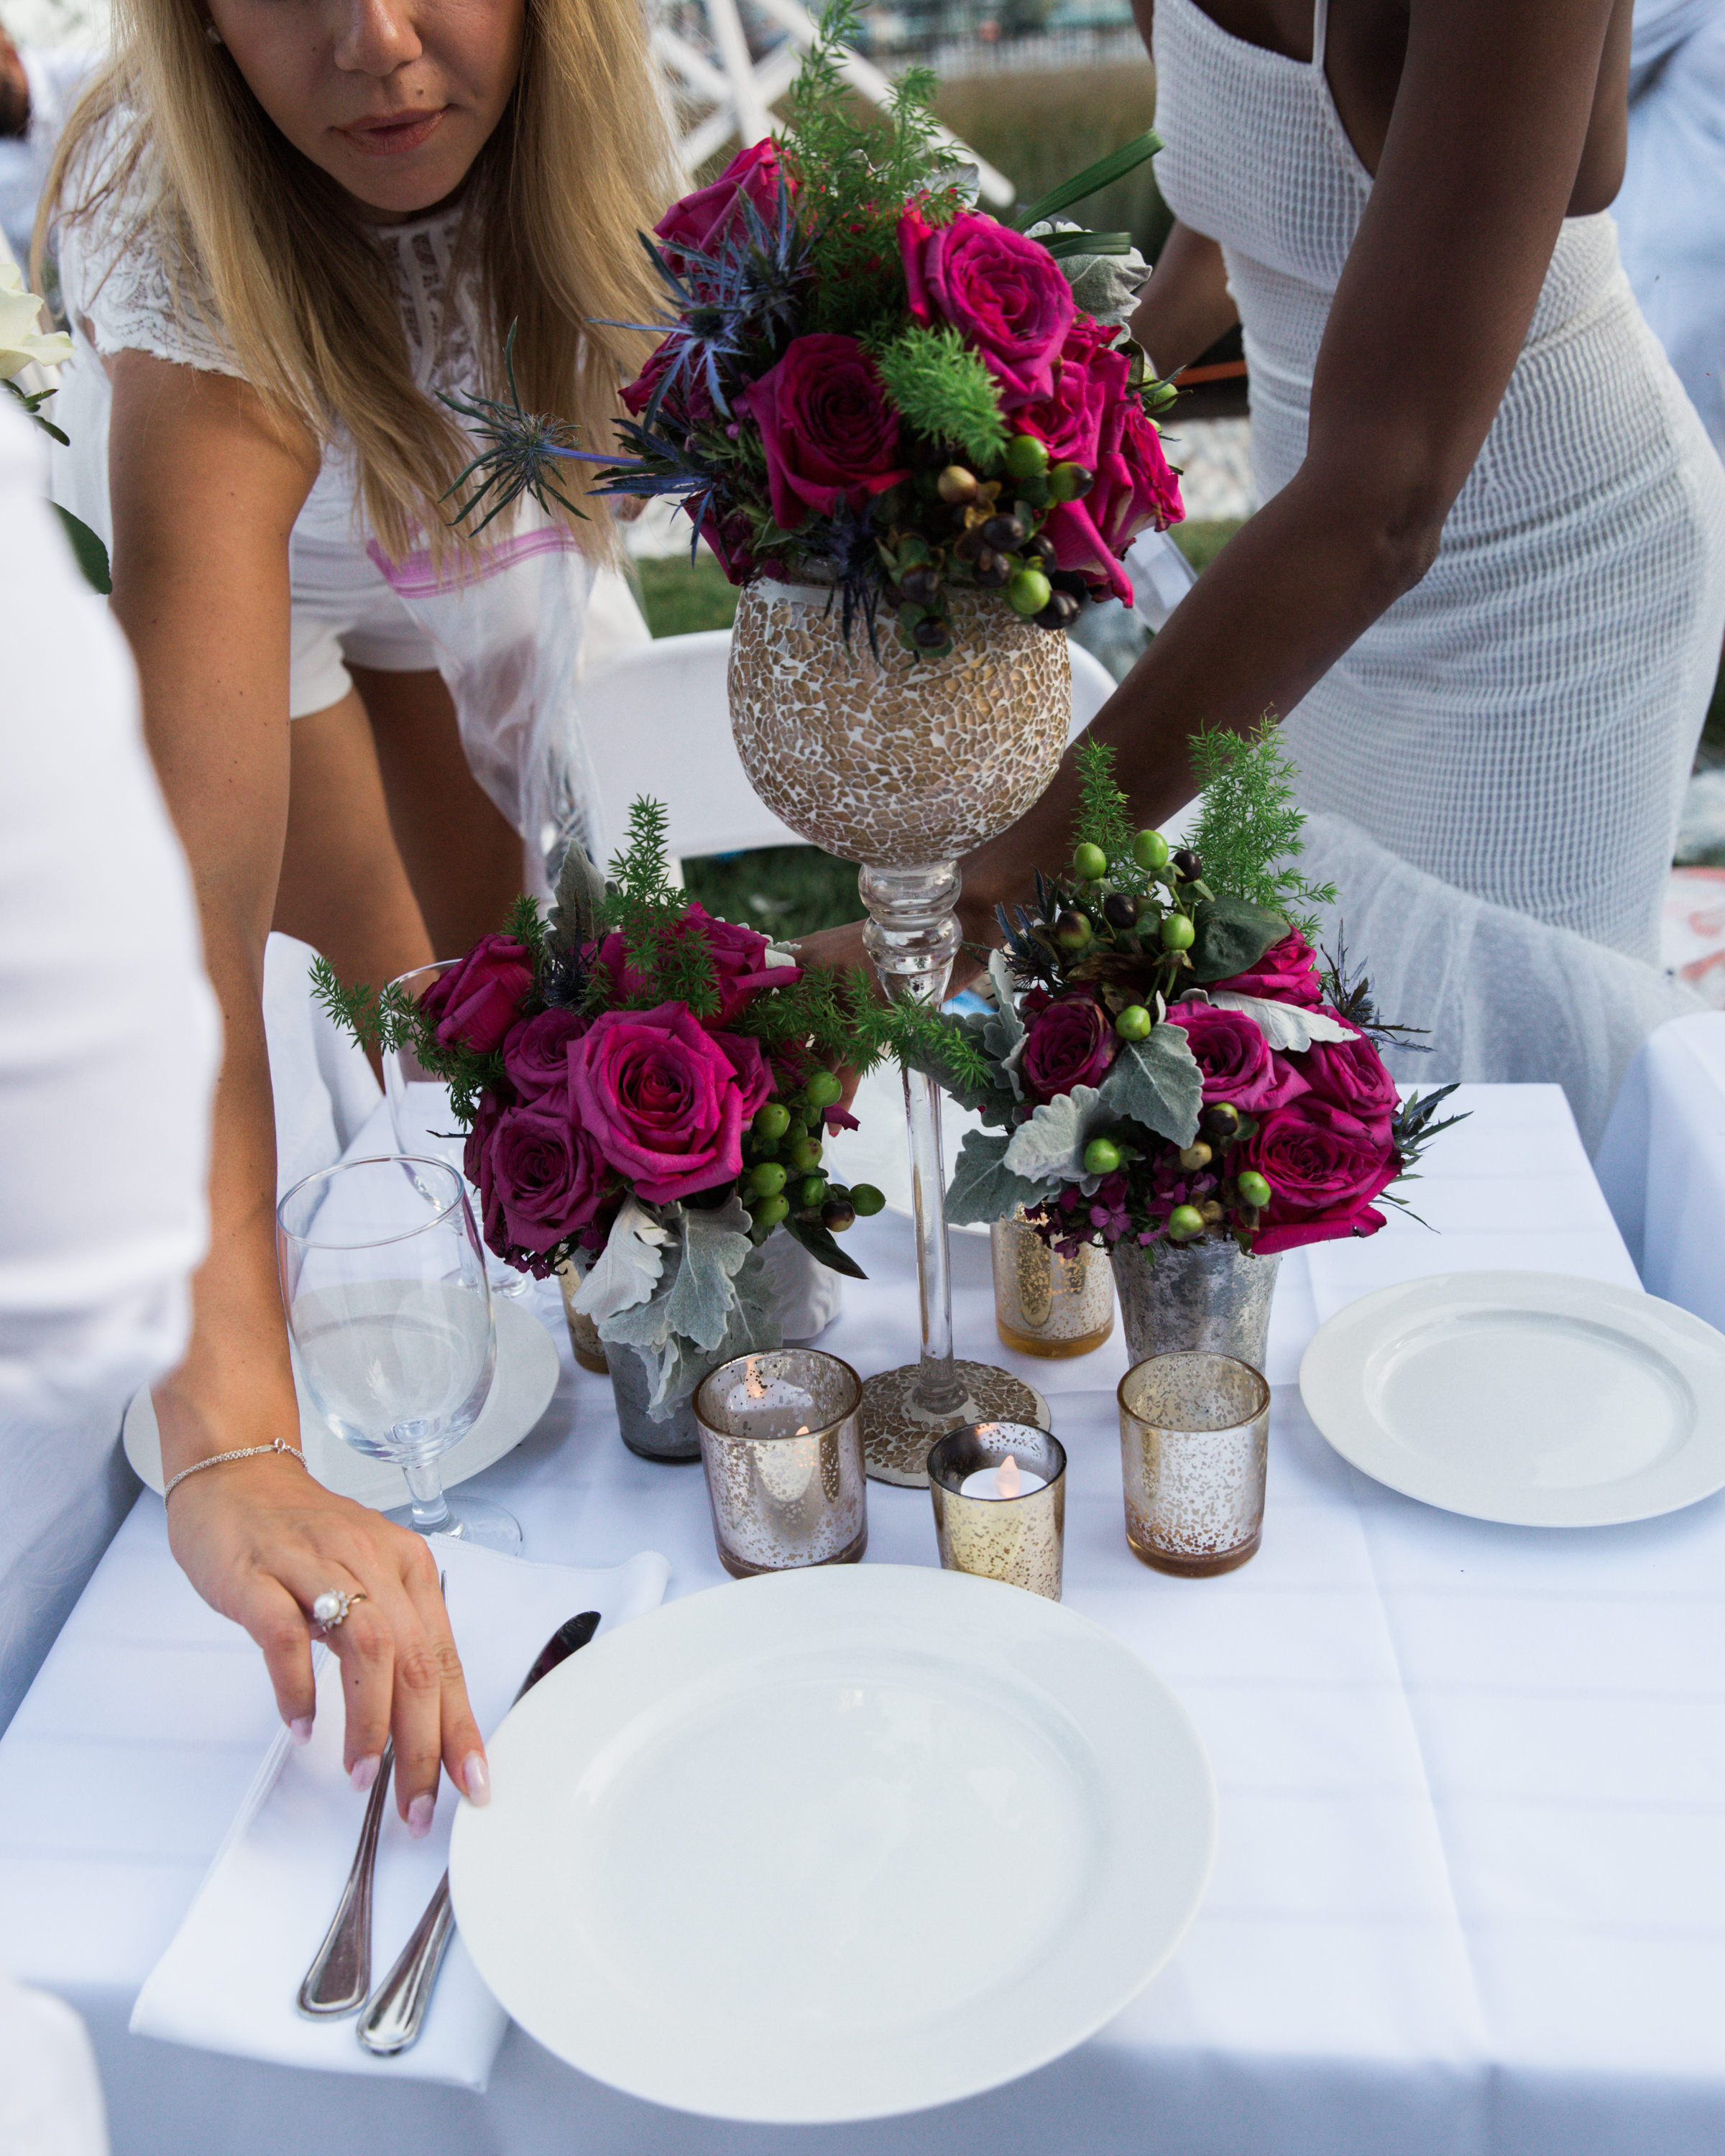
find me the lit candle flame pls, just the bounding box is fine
[795,1425,811,1437]
[995,1454,1023,1499]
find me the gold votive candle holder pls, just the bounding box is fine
[693,1350,867,1579]
[926,1421,1067,1600]
[1118,1352,1269,1577]
[555,1261,609,1375]
[990,1210,1114,1358]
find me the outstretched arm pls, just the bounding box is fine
[957,0,1621,936]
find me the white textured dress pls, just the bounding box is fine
[1151,0,1725,1141]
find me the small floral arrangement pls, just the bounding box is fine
[2,260,110,593]
[448,0,1181,658]
[317,802,954,1420]
[919,732,1460,1257]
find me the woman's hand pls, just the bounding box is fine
[165,1450,488,1825]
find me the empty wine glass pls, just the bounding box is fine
[276,1154,520,1554]
[384,961,530,1298]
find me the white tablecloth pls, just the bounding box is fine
[1,1085,1721,2156]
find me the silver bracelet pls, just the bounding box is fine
[162,1434,308,1502]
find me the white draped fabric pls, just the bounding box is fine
[1593,1011,1725,1330]
[2,1084,1721,2155]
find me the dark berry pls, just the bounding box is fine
[982,512,1026,551]
[1172,848,1203,882]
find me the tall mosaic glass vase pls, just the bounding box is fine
[729,580,1068,1484]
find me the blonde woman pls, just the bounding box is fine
[41,0,672,1830]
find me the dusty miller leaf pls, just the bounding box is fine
[945,1130,1053,1227]
[1000,1084,1114,1186]
[664,1197,755,1351]
[1208,991,1356,1052]
[1096,1026,1203,1148]
[574,1198,671,1322]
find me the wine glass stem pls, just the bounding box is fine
[860,860,966,1422]
[401,1457,453,1536]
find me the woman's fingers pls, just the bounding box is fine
[239,1572,319,1746]
[397,1542,489,1809]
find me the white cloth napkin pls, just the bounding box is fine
[130,1538,668,2088]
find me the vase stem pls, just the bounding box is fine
[860,860,966,1422]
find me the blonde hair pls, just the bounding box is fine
[42,0,676,566]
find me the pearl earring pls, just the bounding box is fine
[203,19,223,43]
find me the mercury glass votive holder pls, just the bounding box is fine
[555,1261,609,1376]
[990,1211,1115,1358]
[693,1350,868,1580]
[926,1422,1067,1601]
[1118,1352,1270,1577]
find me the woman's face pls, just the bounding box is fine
[205,0,525,221]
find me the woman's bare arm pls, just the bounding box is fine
[1129,221,1239,377]
[957,0,1620,936]
[107,354,487,1822]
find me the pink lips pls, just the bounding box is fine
[339,106,446,157]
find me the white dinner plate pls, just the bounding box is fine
[1300,1270,1725,1526]
[123,1296,561,1511]
[824,1059,988,1234]
[450,1564,1217,2123]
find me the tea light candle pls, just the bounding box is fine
[692,1349,868,1579]
[958,1454,1048,1500]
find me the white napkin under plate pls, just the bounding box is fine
[131,1538,669,2089]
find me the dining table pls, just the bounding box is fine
[1,1078,1721,2156]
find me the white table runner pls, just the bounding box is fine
[1,1084,1721,2156]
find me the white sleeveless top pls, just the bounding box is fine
[52,115,610,891]
[1153,0,1725,963]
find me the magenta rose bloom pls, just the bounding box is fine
[898,208,1076,405]
[1297,1013,1400,1145]
[1018,993,1118,1104]
[1213,932,1324,1008]
[620,334,714,430]
[1011,321,1128,471]
[462,1088,507,1240]
[476,1102,610,1258]
[594,904,796,1029]
[738,334,908,532]
[501,1008,589,1102]
[1241,1099,1400,1256]
[567,1002,763,1204]
[1044,397,1184,603]
[420,935,535,1056]
[653,139,787,274]
[1164,1002,1308,1114]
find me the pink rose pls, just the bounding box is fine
[1241,1099,1400,1256]
[1010,321,1128,471]
[620,334,714,429]
[1044,397,1184,603]
[1018,992,1118,1103]
[1164,1002,1308,1114]
[1213,932,1324,1008]
[898,208,1075,405]
[653,139,787,274]
[1297,1012,1400,1145]
[420,935,535,1056]
[737,334,908,532]
[472,1098,610,1258]
[566,1002,763,1204]
[501,1008,589,1102]
[594,903,797,1028]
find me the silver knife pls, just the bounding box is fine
[357,1608,602,2056]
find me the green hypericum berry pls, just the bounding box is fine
[795,1173,827,1210]
[1168,1204,1205,1240]
[1049,461,1094,502]
[1072,841,1108,883]
[1133,827,1170,870]
[749,1161,787,1198]
[1083,1136,1123,1176]
[1201,1102,1241,1141]
[821,1199,857,1233]
[804,1069,844,1107]
[1114,1003,1152,1041]
[1054,908,1093,950]
[753,1101,791,1142]
[1161,913,1196,951]
[1237,1170,1273,1210]
[752,1192,790,1230]
[1004,433,1050,481]
[1007,568,1053,617]
[850,1183,886,1217]
[786,1137,822,1176]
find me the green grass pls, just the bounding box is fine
[635,554,740,639]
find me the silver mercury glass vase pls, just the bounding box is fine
[1110,1235,1282,1374]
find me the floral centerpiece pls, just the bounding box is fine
[317,803,952,1442]
[915,731,1460,1360]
